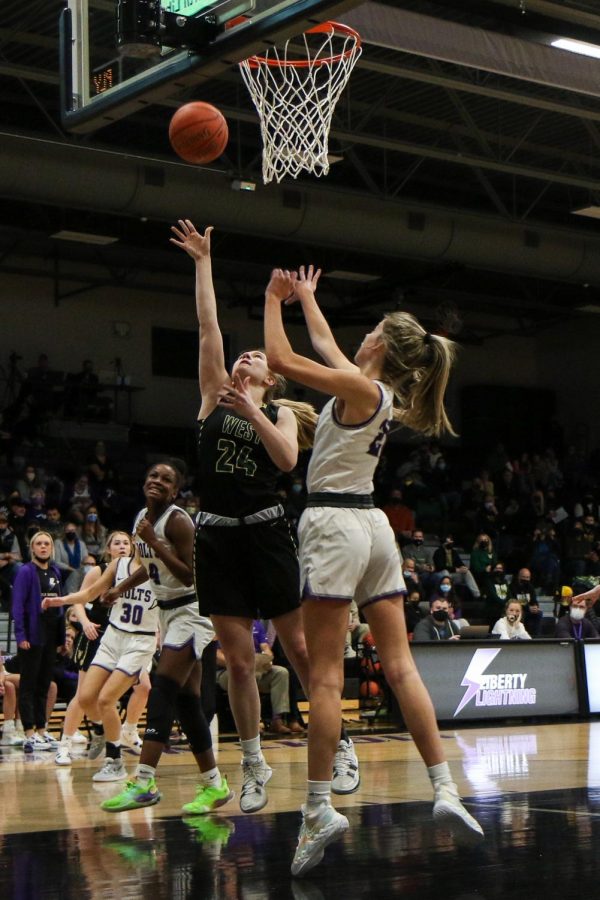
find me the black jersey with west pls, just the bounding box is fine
[196,403,283,517]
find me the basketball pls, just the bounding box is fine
[168,102,229,165]
[359,680,381,699]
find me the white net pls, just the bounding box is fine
[239,23,361,184]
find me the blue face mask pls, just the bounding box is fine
[439,583,451,594]
[403,571,413,579]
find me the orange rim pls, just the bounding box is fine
[244,21,361,69]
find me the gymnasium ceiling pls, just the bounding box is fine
[4,0,600,342]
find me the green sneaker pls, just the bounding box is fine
[100,778,162,812]
[184,815,235,845]
[181,777,234,816]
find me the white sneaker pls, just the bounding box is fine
[24,733,54,753]
[55,740,73,766]
[88,733,106,760]
[92,758,128,783]
[71,730,88,745]
[343,645,357,659]
[332,738,360,795]
[0,723,23,746]
[121,726,143,754]
[291,805,349,877]
[240,756,273,813]
[433,784,484,845]
[41,732,59,749]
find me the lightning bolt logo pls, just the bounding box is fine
[454,648,502,717]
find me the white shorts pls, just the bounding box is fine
[298,506,405,609]
[159,602,215,659]
[91,624,156,678]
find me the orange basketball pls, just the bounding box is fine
[169,102,229,165]
[359,680,381,699]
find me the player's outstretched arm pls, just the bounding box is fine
[42,559,119,609]
[170,219,228,414]
[289,265,357,372]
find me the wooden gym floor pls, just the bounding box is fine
[1,718,600,899]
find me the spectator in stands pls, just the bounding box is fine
[469,533,497,596]
[432,534,480,599]
[555,593,599,639]
[53,523,88,593]
[508,566,543,637]
[402,529,434,591]
[80,506,107,560]
[401,557,424,600]
[0,653,22,745]
[484,562,510,629]
[491,600,531,641]
[529,527,561,595]
[27,490,48,529]
[404,589,423,634]
[14,464,44,503]
[586,546,600,577]
[563,522,588,579]
[7,496,28,560]
[412,598,461,642]
[447,597,469,631]
[343,599,370,659]
[474,494,500,540]
[66,473,93,521]
[380,487,415,542]
[45,507,63,537]
[216,621,293,735]
[0,508,23,610]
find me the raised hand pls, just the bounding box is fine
[265,268,297,303]
[287,264,321,305]
[83,621,100,640]
[170,219,213,261]
[217,373,260,417]
[136,516,156,546]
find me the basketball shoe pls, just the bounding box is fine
[93,758,128,783]
[182,777,234,815]
[433,784,484,845]
[332,738,360,794]
[291,805,349,877]
[101,778,162,812]
[240,756,273,813]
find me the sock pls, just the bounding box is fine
[305,780,331,817]
[92,721,104,736]
[240,736,262,760]
[136,763,156,785]
[427,761,455,792]
[123,722,137,733]
[200,766,222,787]
[105,740,121,760]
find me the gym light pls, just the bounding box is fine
[551,38,600,59]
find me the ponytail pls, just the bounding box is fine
[380,312,457,437]
[264,362,318,449]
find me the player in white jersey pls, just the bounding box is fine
[264,265,484,876]
[96,459,233,818]
[44,534,157,782]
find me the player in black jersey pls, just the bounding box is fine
[171,219,325,813]
[54,531,151,766]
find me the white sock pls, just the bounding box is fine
[427,762,456,792]
[136,763,156,784]
[240,736,262,760]
[305,780,332,817]
[200,766,222,787]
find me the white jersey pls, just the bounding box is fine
[306,381,394,495]
[108,556,158,635]
[133,504,194,604]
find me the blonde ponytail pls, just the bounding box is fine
[274,398,318,450]
[380,312,457,437]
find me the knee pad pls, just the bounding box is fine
[175,691,212,755]
[144,674,180,745]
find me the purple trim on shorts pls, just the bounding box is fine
[115,665,143,678]
[89,662,113,673]
[161,635,201,659]
[360,589,406,609]
[302,580,353,603]
[331,382,384,430]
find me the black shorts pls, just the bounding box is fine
[72,630,104,671]
[194,518,300,621]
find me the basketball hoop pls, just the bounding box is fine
[238,21,361,184]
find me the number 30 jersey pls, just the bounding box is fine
[108,556,158,635]
[196,404,283,517]
[133,504,195,604]
[306,381,393,495]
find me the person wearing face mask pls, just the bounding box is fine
[401,557,424,600]
[469,533,497,598]
[53,522,89,593]
[433,535,481,600]
[508,567,543,637]
[81,506,107,559]
[492,601,531,641]
[381,488,415,542]
[0,509,23,611]
[484,563,510,629]
[402,529,435,592]
[555,593,599,639]
[412,598,461,642]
